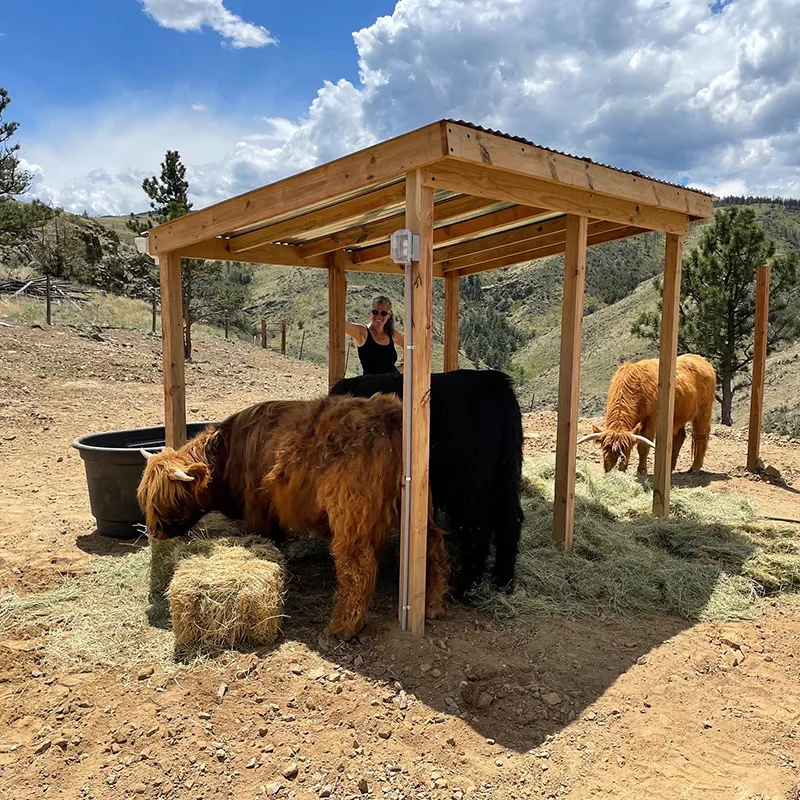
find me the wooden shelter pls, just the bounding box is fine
[141,119,714,636]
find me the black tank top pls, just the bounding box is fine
[357,327,398,375]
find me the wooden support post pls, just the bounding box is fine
[553,215,588,551]
[747,264,771,472]
[45,274,52,326]
[261,318,267,349]
[652,233,684,517]
[327,254,347,389]
[158,252,187,449]
[281,319,287,356]
[298,328,306,360]
[151,292,157,334]
[401,169,434,636]
[444,271,460,371]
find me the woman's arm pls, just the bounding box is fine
[393,330,405,372]
[345,320,368,346]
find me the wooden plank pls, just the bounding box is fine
[451,224,643,276]
[747,264,771,472]
[345,257,445,278]
[298,195,497,258]
[422,162,692,235]
[178,238,328,268]
[158,252,187,449]
[444,271,459,371]
[652,233,683,517]
[227,182,407,252]
[148,121,448,254]
[351,204,552,264]
[444,122,714,219]
[402,169,434,637]
[327,252,348,389]
[553,215,588,551]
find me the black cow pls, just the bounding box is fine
[330,369,524,597]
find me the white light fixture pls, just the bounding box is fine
[390,229,419,264]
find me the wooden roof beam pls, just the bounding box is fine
[443,122,714,219]
[449,224,646,277]
[226,182,406,254]
[147,121,449,254]
[422,162,692,235]
[350,203,552,265]
[437,220,627,272]
[178,238,328,268]
[297,195,497,258]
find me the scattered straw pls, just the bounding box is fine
[476,457,800,622]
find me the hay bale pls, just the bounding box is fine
[168,544,285,648]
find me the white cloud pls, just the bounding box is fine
[191,103,208,112]
[140,0,275,48]
[26,0,800,214]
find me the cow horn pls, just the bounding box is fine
[140,448,156,460]
[632,434,656,449]
[577,432,603,445]
[171,468,195,482]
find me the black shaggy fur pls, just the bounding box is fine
[330,369,524,597]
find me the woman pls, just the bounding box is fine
[345,295,405,375]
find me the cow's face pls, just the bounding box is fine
[599,430,635,472]
[137,448,211,540]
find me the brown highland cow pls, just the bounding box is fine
[137,393,448,639]
[579,354,716,474]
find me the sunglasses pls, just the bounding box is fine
[371,309,389,317]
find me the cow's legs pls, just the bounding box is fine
[690,416,711,472]
[327,526,381,640]
[448,504,492,600]
[671,427,687,472]
[637,417,656,475]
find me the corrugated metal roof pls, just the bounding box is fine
[445,120,715,198]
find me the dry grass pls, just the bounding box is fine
[169,546,285,649]
[475,457,800,622]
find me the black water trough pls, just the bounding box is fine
[72,422,215,539]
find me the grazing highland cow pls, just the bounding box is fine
[579,354,716,474]
[137,394,448,640]
[330,369,524,597]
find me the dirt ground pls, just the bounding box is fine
[1,323,800,800]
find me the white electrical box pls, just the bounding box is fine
[389,229,420,264]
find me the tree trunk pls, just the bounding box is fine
[720,370,734,426]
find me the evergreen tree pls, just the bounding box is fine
[633,207,799,425]
[0,88,32,199]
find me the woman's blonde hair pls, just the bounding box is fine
[371,295,395,339]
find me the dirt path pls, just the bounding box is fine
[1,324,799,800]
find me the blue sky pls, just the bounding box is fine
[2,0,799,215]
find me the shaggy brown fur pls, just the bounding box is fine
[589,354,716,474]
[137,394,448,640]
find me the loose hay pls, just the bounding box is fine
[168,546,285,649]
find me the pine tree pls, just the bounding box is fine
[633,207,799,425]
[0,88,32,199]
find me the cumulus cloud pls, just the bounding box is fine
[28,0,800,214]
[140,0,275,48]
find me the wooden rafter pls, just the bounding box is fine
[447,223,644,276]
[350,204,553,265]
[227,182,406,253]
[422,162,692,235]
[297,195,497,258]
[178,238,328,268]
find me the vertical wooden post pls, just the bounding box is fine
[401,169,434,636]
[298,328,306,360]
[261,318,267,349]
[281,319,287,356]
[553,215,588,551]
[45,275,52,326]
[747,264,771,472]
[151,292,157,334]
[444,270,460,371]
[652,233,684,517]
[158,252,187,449]
[327,253,347,389]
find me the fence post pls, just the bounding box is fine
[281,319,287,356]
[298,329,305,360]
[151,292,157,334]
[747,264,770,472]
[45,275,52,326]
[261,318,267,349]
